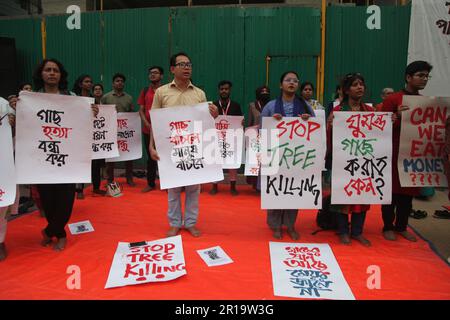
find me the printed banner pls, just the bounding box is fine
[68,220,94,235]
[150,103,224,189]
[332,112,392,204]
[398,96,449,187]
[197,246,233,267]
[92,105,119,160]
[105,235,186,289]
[408,0,450,97]
[106,112,142,162]
[244,125,261,176]
[15,91,93,184]
[214,115,244,169]
[269,242,355,300]
[261,117,323,209]
[0,119,16,207]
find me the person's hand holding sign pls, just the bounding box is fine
[392,105,409,122]
[150,146,160,161]
[209,103,219,119]
[91,104,99,117]
[273,113,282,121]
[300,113,310,121]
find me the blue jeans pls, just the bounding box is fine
[337,212,367,237]
[167,185,200,228]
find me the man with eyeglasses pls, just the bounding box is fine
[149,52,219,238]
[380,60,433,242]
[138,66,164,193]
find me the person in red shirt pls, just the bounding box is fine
[327,73,373,246]
[375,87,394,111]
[380,60,433,242]
[138,66,163,192]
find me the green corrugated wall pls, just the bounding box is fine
[324,4,411,106]
[0,4,411,110]
[0,17,42,85]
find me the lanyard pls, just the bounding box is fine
[219,99,231,116]
[256,101,262,112]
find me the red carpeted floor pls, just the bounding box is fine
[0,178,449,300]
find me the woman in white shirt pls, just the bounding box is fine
[300,81,324,110]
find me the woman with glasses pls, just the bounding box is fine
[326,73,373,246]
[260,71,315,240]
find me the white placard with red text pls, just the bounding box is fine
[150,103,224,189]
[92,105,119,160]
[106,112,142,162]
[244,125,261,176]
[398,96,450,187]
[15,91,93,184]
[105,235,186,289]
[261,117,323,209]
[214,115,244,169]
[332,112,392,204]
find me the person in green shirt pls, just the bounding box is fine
[101,73,136,186]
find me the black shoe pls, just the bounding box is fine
[209,186,218,195]
[0,243,7,261]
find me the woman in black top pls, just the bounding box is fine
[32,59,98,251]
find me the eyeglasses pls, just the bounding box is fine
[175,62,193,69]
[283,78,299,84]
[345,72,362,79]
[413,73,431,80]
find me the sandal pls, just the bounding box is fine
[409,209,428,219]
[433,210,450,219]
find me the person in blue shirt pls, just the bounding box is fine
[260,71,315,240]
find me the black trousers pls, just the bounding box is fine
[337,212,367,236]
[143,133,157,188]
[381,193,412,232]
[92,159,104,190]
[75,159,104,192]
[37,184,76,239]
[106,161,133,182]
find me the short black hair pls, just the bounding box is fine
[405,61,433,83]
[32,58,69,92]
[148,66,164,74]
[300,81,314,92]
[93,83,104,91]
[112,73,126,82]
[170,52,190,67]
[18,82,32,91]
[218,80,232,88]
[255,85,270,97]
[279,71,299,84]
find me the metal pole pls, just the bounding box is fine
[318,0,327,104]
[265,56,271,88]
[41,17,46,59]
